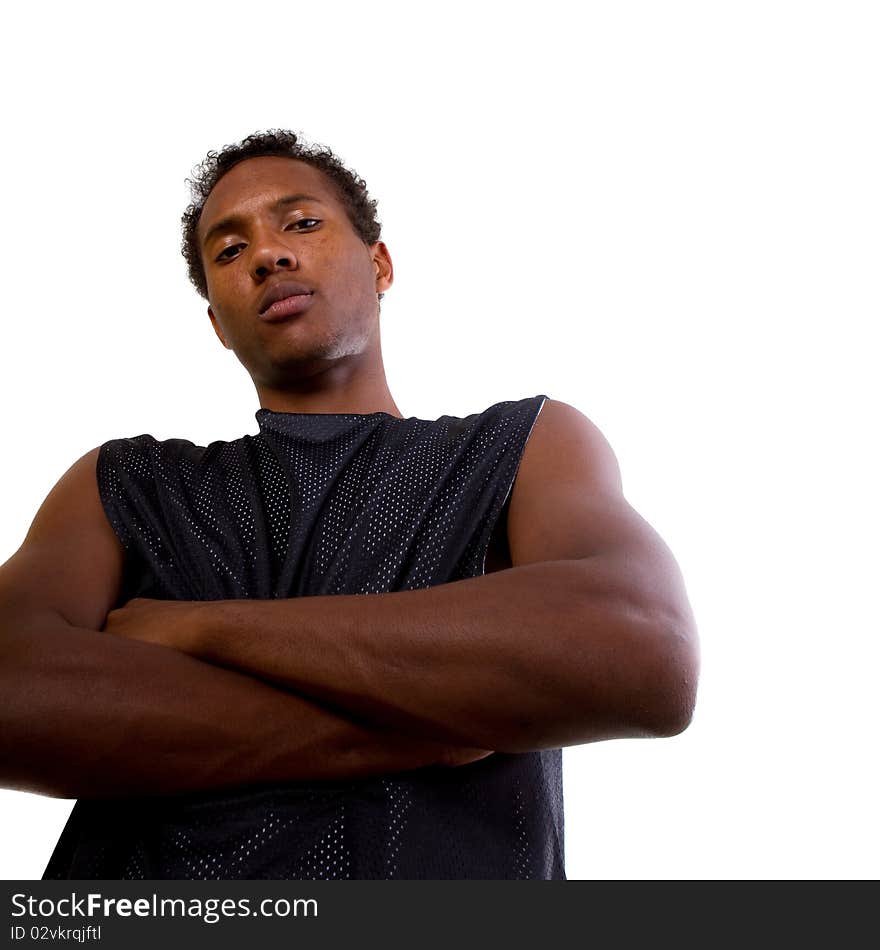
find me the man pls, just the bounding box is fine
[0,130,699,879]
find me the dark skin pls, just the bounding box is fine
[0,155,699,799]
[200,156,510,570]
[201,156,401,416]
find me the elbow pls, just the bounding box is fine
[642,621,701,738]
[651,697,696,739]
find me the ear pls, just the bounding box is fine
[371,241,394,294]
[208,307,230,349]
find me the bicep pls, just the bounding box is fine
[506,399,694,624]
[0,446,125,631]
[507,398,637,564]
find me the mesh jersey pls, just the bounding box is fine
[42,394,565,880]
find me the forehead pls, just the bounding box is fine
[198,156,341,239]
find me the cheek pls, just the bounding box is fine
[204,266,234,308]
[206,263,251,316]
[313,237,374,299]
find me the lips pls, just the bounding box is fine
[260,293,315,322]
[258,280,314,316]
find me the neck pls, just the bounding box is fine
[254,373,403,419]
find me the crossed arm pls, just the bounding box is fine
[1,400,698,800]
[104,400,700,754]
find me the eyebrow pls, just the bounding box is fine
[201,193,325,249]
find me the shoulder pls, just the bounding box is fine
[519,397,623,494]
[1,444,126,629]
[505,399,644,565]
[98,433,237,470]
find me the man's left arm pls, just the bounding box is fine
[105,399,700,753]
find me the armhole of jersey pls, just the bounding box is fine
[96,436,155,557]
[479,395,548,575]
[96,440,117,536]
[95,439,130,552]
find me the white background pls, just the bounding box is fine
[1,1,877,880]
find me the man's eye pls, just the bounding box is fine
[285,218,321,230]
[216,244,244,262]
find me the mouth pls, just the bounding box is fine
[258,280,315,319]
[259,292,315,322]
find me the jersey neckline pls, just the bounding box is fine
[255,408,404,420]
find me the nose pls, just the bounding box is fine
[249,232,298,281]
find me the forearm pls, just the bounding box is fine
[0,609,485,800]
[191,559,696,752]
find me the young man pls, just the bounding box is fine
[0,131,699,879]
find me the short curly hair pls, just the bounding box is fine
[181,129,383,301]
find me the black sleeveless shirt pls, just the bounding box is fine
[42,394,565,879]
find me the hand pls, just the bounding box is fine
[101,597,202,653]
[439,747,495,767]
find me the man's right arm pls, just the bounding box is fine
[0,447,488,800]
